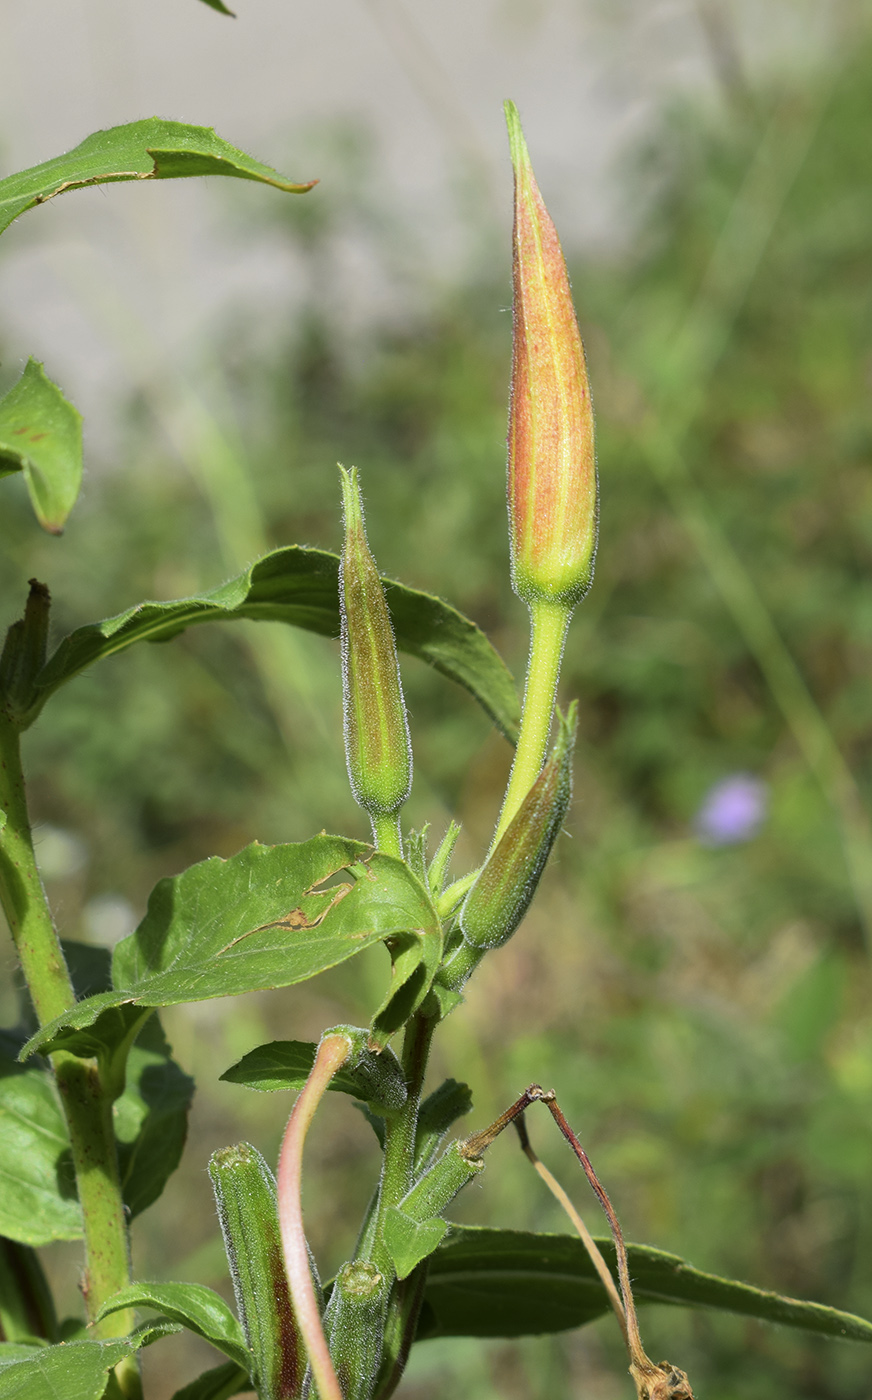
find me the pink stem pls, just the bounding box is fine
[277,1032,352,1400]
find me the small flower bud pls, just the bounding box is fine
[339,465,413,822]
[505,101,597,610]
[460,702,576,951]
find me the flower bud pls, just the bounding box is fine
[339,466,413,821]
[460,702,576,951]
[505,101,597,610]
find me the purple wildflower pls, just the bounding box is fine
[694,774,768,846]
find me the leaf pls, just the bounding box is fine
[115,1019,195,1218]
[171,1361,253,1400]
[384,1211,448,1282]
[198,0,236,13]
[0,1323,179,1400]
[110,837,440,1009]
[98,1283,249,1370]
[415,1079,473,1174]
[0,1238,58,1342]
[418,1226,872,1343]
[0,1049,81,1246]
[27,547,520,742]
[0,361,82,533]
[220,1037,407,1112]
[0,120,315,238]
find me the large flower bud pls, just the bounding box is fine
[339,465,413,822]
[506,101,597,610]
[460,702,577,952]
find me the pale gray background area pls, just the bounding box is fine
[0,0,839,459]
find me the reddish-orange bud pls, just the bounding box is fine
[506,101,597,609]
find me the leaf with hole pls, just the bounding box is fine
[417,1226,872,1342]
[0,361,82,533]
[0,119,314,238]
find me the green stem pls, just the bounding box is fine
[0,717,140,1397]
[373,813,404,860]
[492,599,571,849]
[371,1011,435,1275]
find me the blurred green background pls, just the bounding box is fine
[4,10,872,1399]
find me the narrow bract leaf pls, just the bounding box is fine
[97,1283,249,1370]
[221,1036,407,1114]
[0,119,315,238]
[22,546,519,741]
[0,1051,81,1246]
[418,1226,872,1343]
[0,361,82,533]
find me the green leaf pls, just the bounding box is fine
[198,0,235,13]
[220,1036,407,1113]
[384,1212,448,1282]
[0,1238,58,1342]
[0,1323,179,1400]
[20,841,441,1057]
[18,995,142,1063]
[115,1019,195,1218]
[418,1226,872,1343]
[0,361,82,533]
[0,1049,81,1246]
[414,1079,473,1174]
[98,1283,249,1370]
[111,837,440,1009]
[28,547,520,742]
[170,1361,253,1400]
[0,120,315,238]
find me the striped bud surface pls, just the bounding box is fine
[339,465,413,822]
[506,100,597,609]
[460,703,577,951]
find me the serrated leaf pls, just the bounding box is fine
[0,120,314,238]
[0,1322,179,1400]
[170,1361,252,1400]
[220,1037,407,1113]
[417,1226,872,1343]
[98,1283,249,1370]
[0,361,82,533]
[0,1049,81,1246]
[27,547,520,741]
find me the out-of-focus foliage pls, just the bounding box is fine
[4,28,872,1400]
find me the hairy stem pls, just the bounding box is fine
[492,599,570,849]
[0,717,140,1395]
[371,1011,435,1275]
